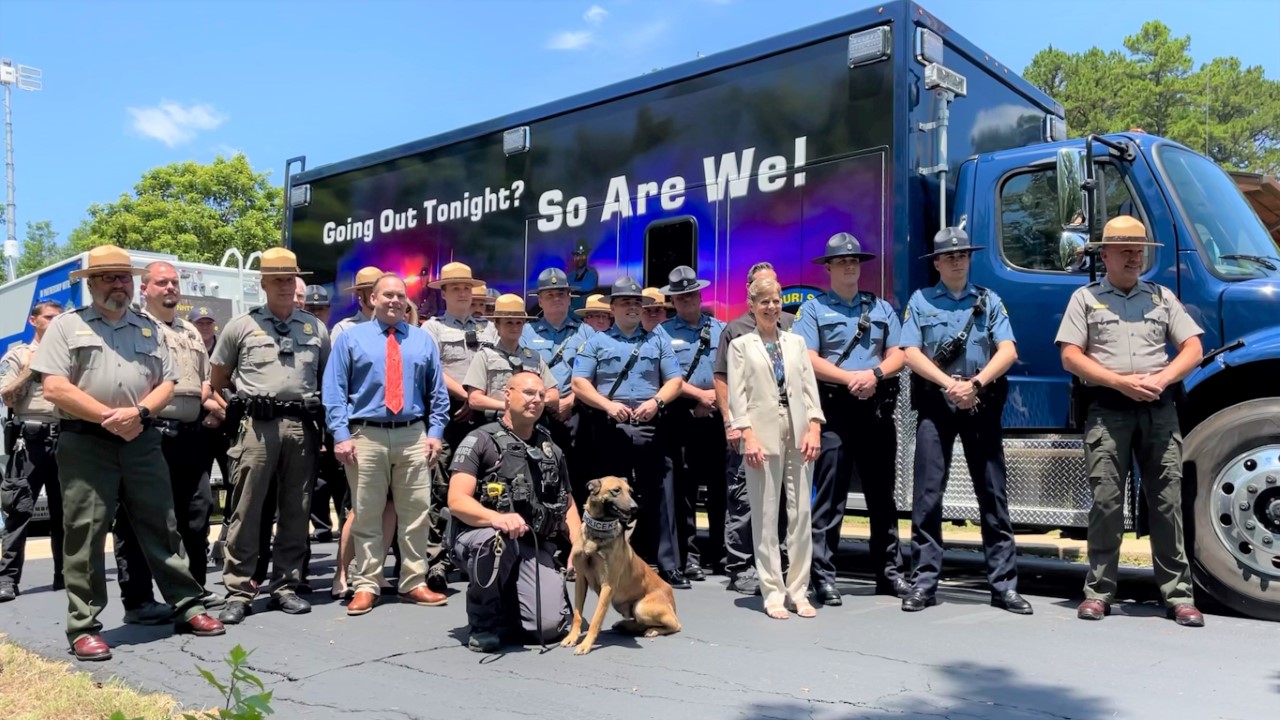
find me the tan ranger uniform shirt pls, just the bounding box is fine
[211,307,330,401]
[29,306,179,419]
[142,309,210,422]
[423,313,498,384]
[462,344,557,400]
[1054,277,1203,380]
[331,309,370,343]
[0,339,57,422]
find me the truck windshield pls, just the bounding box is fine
[1157,144,1280,280]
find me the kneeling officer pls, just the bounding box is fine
[448,371,582,653]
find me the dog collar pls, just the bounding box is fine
[584,516,619,533]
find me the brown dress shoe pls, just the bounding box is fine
[1077,599,1110,620]
[347,590,377,616]
[1169,604,1205,627]
[72,635,112,661]
[402,585,447,607]
[176,613,226,637]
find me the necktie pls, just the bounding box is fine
[385,327,403,414]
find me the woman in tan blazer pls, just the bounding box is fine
[727,276,824,619]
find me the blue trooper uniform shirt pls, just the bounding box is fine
[899,282,1015,378]
[573,325,682,407]
[521,317,582,394]
[660,313,724,391]
[794,290,900,372]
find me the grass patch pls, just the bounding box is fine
[0,635,183,720]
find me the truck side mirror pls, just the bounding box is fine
[1059,231,1089,272]
[1055,148,1087,230]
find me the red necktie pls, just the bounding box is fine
[385,327,403,414]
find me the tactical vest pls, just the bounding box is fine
[474,421,568,538]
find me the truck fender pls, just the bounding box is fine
[1184,325,1280,394]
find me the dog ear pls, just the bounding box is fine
[587,478,602,496]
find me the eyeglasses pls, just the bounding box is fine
[91,273,133,284]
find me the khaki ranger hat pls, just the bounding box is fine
[485,293,536,321]
[69,245,146,280]
[471,282,489,299]
[259,247,311,276]
[642,287,671,309]
[429,261,483,289]
[1090,215,1161,247]
[343,266,383,292]
[573,293,613,318]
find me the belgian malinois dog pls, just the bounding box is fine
[561,476,682,655]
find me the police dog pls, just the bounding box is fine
[561,475,681,655]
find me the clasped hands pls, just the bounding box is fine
[1113,372,1170,403]
[845,369,878,399]
[100,406,143,441]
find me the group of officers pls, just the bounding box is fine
[0,212,1206,661]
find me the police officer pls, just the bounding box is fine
[30,245,224,661]
[899,227,1030,615]
[0,300,65,601]
[1055,215,1205,627]
[211,247,330,624]
[567,241,599,313]
[333,266,382,341]
[464,294,560,417]
[522,268,583,497]
[448,371,580,652]
[113,261,226,622]
[571,277,687,587]
[659,266,726,581]
[795,234,910,606]
[193,304,234,568]
[713,262,792,595]
[422,261,498,590]
[303,284,344,543]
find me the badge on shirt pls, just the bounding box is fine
[141,328,153,338]
[903,306,911,321]
[303,323,314,335]
[542,441,554,457]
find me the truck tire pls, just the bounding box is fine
[1184,398,1280,622]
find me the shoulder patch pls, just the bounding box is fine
[454,435,479,465]
[303,323,314,335]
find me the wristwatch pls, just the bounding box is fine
[135,404,151,420]
[971,377,984,391]
[872,367,884,381]
[655,398,666,412]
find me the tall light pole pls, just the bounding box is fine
[0,59,43,282]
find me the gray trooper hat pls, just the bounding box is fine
[811,232,877,264]
[921,226,986,259]
[528,267,577,296]
[603,276,654,304]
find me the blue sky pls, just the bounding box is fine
[2,0,1276,250]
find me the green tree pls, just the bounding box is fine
[17,220,77,277]
[69,154,283,264]
[1024,21,1280,174]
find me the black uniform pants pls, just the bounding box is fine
[810,386,906,588]
[430,407,478,573]
[0,422,63,587]
[544,411,585,509]
[909,387,1017,595]
[664,402,727,570]
[114,422,213,607]
[309,438,349,537]
[596,417,679,573]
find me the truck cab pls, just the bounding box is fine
[958,131,1280,620]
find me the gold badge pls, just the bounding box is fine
[303,323,314,335]
[903,306,911,321]
[141,328,153,338]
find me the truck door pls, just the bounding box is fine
[966,150,1172,430]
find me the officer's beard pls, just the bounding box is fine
[94,288,130,312]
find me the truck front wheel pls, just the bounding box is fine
[1185,398,1280,622]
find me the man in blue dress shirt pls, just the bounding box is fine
[795,233,910,606]
[571,277,688,587]
[323,274,452,616]
[659,266,726,581]
[899,227,1030,616]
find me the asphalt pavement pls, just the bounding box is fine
[0,541,1274,720]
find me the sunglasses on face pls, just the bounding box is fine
[92,273,133,285]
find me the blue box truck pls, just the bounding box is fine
[281,1,1280,621]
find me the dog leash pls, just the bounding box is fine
[473,530,549,652]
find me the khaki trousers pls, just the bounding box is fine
[745,408,814,609]
[347,424,432,594]
[1083,401,1193,606]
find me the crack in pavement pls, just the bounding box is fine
[291,643,458,681]
[176,636,303,683]
[275,696,424,720]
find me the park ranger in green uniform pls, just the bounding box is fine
[463,293,559,417]
[211,247,330,624]
[31,245,225,662]
[1054,215,1206,627]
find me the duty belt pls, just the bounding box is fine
[60,418,153,442]
[152,417,202,437]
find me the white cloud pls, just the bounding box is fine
[584,4,608,24]
[546,30,593,51]
[127,101,226,147]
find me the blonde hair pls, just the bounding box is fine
[747,276,781,305]
[407,302,419,326]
